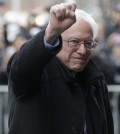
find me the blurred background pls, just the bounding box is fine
[0,0,120,134]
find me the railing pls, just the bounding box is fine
[0,85,120,134]
[108,85,120,134]
[0,86,8,134]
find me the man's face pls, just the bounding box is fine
[57,19,94,72]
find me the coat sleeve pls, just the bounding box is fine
[7,29,62,100]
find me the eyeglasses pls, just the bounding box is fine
[62,39,98,50]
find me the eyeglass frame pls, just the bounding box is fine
[62,38,98,50]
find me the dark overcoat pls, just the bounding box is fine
[7,30,114,134]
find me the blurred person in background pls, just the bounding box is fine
[105,3,120,39]
[92,21,115,84]
[94,31,120,84]
[106,33,120,84]
[27,13,43,36]
[0,39,5,70]
[0,32,29,84]
[0,9,47,85]
[7,3,114,134]
[0,24,8,84]
[92,3,120,84]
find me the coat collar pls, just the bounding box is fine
[54,58,104,84]
[80,59,104,84]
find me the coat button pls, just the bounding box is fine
[72,126,77,134]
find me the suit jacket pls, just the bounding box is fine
[7,29,114,134]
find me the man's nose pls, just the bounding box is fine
[76,43,86,54]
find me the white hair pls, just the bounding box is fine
[75,9,98,39]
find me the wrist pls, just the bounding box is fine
[45,23,58,44]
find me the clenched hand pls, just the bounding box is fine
[45,3,77,43]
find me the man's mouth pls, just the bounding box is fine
[71,57,87,61]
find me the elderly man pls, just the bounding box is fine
[7,3,114,134]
